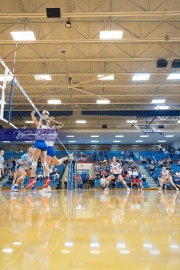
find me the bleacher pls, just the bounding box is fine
[2,149,179,189]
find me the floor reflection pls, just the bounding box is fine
[0,189,180,270]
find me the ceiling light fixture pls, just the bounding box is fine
[132,74,150,81]
[126,120,137,123]
[151,99,166,104]
[47,99,61,104]
[140,135,149,137]
[65,18,71,28]
[158,140,166,142]
[76,120,86,123]
[91,135,99,137]
[25,120,34,124]
[165,135,174,137]
[96,99,110,104]
[113,141,121,143]
[115,135,124,137]
[11,31,36,41]
[91,141,98,143]
[97,75,114,80]
[100,30,123,40]
[66,135,74,138]
[35,75,52,80]
[155,106,169,109]
[69,141,76,143]
[136,140,143,142]
[167,74,180,80]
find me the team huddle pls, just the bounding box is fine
[0,110,73,193]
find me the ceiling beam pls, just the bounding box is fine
[0,39,179,45]
[1,19,180,23]
[0,11,180,19]
[17,84,180,88]
[3,57,176,63]
[7,102,180,105]
[12,72,174,77]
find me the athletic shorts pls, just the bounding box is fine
[34,140,47,151]
[47,146,56,157]
[113,173,121,179]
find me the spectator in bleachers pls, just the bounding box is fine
[126,151,129,158]
[158,160,163,167]
[127,168,132,178]
[152,156,156,163]
[98,150,103,161]
[170,149,174,160]
[125,174,131,188]
[52,168,60,181]
[100,167,106,178]
[123,166,127,174]
[64,176,68,189]
[121,170,127,178]
[92,149,98,162]
[178,160,180,167]
[132,168,139,178]
[141,173,146,182]
[142,157,147,164]
[149,164,155,176]
[7,172,14,185]
[104,149,108,160]
[37,171,43,181]
[147,157,151,163]
[130,151,134,158]
[129,157,133,164]
[175,170,180,177]
[130,176,142,191]
[177,150,180,159]
[119,156,125,166]
[95,169,100,179]
[125,157,129,163]
[167,157,172,164]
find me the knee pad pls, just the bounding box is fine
[42,162,48,167]
[32,162,37,166]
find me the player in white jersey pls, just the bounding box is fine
[105,157,130,191]
[26,111,50,191]
[158,167,179,192]
[0,150,4,180]
[11,147,34,192]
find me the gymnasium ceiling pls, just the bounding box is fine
[1,0,180,136]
